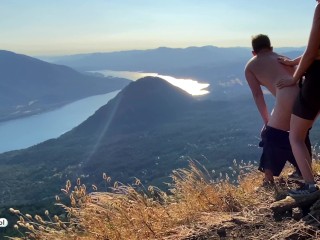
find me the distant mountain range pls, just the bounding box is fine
[42,46,305,72]
[0,76,265,207]
[41,46,305,100]
[0,50,130,121]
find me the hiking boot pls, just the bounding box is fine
[288,170,303,181]
[288,184,320,197]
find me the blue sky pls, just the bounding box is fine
[0,0,316,55]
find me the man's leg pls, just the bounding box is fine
[264,169,274,183]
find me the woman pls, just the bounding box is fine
[276,0,320,196]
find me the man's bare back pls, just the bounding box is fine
[245,50,299,131]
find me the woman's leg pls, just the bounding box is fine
[289,114,315,184]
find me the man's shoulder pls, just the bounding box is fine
[245,57,256,71]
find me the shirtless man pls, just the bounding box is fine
[244,34,311,184]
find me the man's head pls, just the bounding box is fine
[251,34,273,55]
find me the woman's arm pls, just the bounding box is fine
[293,3,320,82]
[276,4,320,88]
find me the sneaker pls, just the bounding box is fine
[288,184,319,197]
[288,170,303,181]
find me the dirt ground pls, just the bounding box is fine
[166,178,320,240]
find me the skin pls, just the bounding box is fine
[245,49,298,130]
[276,1,320,185]
[278,56,302,66]
[245,48,299,182]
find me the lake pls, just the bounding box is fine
[0,70,209,153]
[0,91,119,153]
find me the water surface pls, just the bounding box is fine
[0,91,119,153]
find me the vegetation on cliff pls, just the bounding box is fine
[7,158,320,240]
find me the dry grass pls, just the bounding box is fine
[7,159,320,240]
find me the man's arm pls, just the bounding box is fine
[245,68,269,125]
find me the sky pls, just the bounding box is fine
[0,0,317,56]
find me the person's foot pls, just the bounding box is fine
[254,180,275,191]
[288,170,303,182]
[262,179,275,188]
[288,183,319,197]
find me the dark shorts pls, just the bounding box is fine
[259,126,311,176]
[292,60,320,120]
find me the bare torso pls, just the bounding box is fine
[246,51,299,131]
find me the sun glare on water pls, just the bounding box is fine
[139,72,210,96]
[156,74,210,96]
[93,70,210,96]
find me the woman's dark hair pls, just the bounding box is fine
[251,34,271,53]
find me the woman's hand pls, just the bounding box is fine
[276,77,296,89]
[278,56,295,66]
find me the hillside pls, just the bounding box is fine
[0,50,130,121]
[7,161,320,239]
[2,76,320,239]
[73,76,195,135]
[0,76,263,208]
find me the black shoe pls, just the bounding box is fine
[288,170,303,181]
[288,184,319,197]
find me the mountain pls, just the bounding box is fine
[44,46,303,73]
[0,50,130,121]
[0,76,263,207]
[44,46,251,73]
[74,76,195,135]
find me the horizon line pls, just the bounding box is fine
[1,45,306,58]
